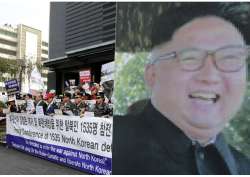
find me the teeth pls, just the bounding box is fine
[189,92,219,102]
[191,92,216,99]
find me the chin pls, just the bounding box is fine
[186,115,225,130]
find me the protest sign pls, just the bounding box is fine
[101,62,114,84]
[4,79,19,95]
[79,70,91,83]
[6,113,112,174]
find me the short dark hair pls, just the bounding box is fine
[75,92,83,97]
[37,94,43,99]
[151,3,250,48]
[27,93,32,98]
[64,92,71,98]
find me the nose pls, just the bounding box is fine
[194,54,221,85]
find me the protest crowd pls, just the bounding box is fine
[0,82,113,118]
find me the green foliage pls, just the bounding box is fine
[0,58,19,76]
[224,88,250,157]
[116,3,174,52]
[117,2,250,52]
[114,52,148,114]
[36,62,43,73]
[0,101,7,108]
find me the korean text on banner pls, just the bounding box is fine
[6,113,112,175]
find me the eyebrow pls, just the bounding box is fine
[149,52,176,65]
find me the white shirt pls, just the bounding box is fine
[26,99,35,114]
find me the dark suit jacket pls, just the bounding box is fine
[112,101,250,175]
[45,102,58,115]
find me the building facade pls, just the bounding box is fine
[0,24,48,93]
[44,2,116,94]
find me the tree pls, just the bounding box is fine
[224,89,250,157]
[0,58,19,83]
[116,2,250,52]
[114,52,148,115]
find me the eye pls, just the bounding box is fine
[217,47,247,60]
[178,50,204,63]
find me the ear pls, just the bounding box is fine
[144,64,156,90]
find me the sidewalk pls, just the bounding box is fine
[0,144,87,175]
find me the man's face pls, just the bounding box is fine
[75,96,82,104]
[46,98,52,104]
[145,16,247,139]
[96,97,104,104]
[35,95,41,102]
[91,88,98,95]
[63,96,69,103]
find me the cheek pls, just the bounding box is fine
[222,73,246,114]
[154,64,190,101]
[224,72,246,97]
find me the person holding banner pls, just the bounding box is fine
[113,3,250,175]
[45,93,58,116]
[35,94,47,115]
[7,97,18,113]
[25,94,35,114]
[61,92,77,116]
[94,92,111,117]
[74,93,86,117]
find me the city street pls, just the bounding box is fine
[0,144,87,175]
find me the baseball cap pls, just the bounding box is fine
[45,93,54,100]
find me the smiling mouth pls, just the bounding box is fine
[189,92,220,103]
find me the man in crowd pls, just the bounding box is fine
[113,3,250,175]
[0,92,8,104]
[61,92,77,116]
[45,93,58,116]
[7,98,18,113]
[74,92,86,116]
[94,92,110,117]
[25,94,35,114]
[35,94,47,115]
[90,86,98,100]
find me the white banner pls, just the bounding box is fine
[6,113,112,174]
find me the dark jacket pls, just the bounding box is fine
[46,102,58,115]
[94,102,110,117]
[9,105,17,113]
[62,101,77,116]
[74,102,86,116]
[112,101,250,175]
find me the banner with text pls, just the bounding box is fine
[4,79,20,95]
[79,70,91,83]
[6,113,112,175]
